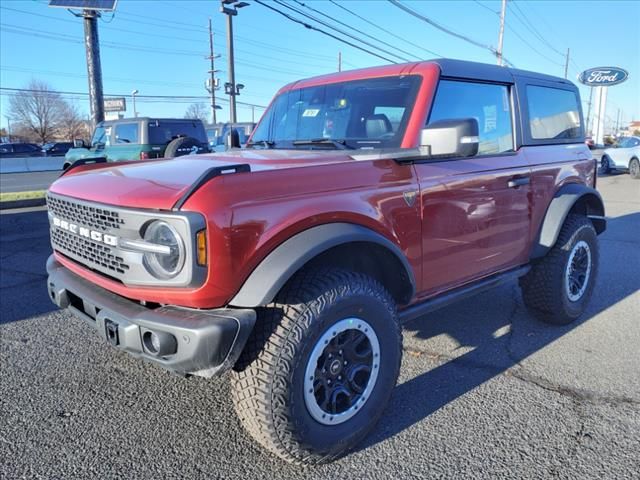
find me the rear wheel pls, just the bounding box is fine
[230,268,401,464]
[520,215,598,325]
[629,158,640,179]
[600,155,611,174]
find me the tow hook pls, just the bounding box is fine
[104,320,119,346]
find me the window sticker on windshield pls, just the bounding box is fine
[302,108,320,117]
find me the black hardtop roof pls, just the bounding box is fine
[99,117,205,125]
[431,58,575,86]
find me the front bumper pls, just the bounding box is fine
[46,255,255,377]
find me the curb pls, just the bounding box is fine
[0,197,47,210]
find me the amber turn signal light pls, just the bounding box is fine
[196,230,207,266]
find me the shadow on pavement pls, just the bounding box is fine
[361,211,640,451]
[0,210,55,324]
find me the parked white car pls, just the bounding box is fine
[601,136,640,179]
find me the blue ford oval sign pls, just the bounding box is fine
[578,67,629,86]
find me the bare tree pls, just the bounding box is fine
[184,102,209,123]
[8,80,65,144]
[58,102,90,141]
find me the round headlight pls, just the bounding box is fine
[142,221,185,279]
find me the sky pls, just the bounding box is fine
[1,0,639,132]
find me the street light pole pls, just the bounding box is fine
[220,1,248,125]
[131,89,139,118]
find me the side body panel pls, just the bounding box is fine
[414,154,532,297]
[523,143,597,242]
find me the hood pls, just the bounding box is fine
[49,149,351,210]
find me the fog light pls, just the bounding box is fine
[143,330,177,357]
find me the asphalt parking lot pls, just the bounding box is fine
[1,173,638,479]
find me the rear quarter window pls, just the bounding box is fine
[526,85,581,140]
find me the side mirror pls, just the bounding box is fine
[73,139,85,148]
[420,118,479,158]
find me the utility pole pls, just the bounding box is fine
[496,0,507,66]
[338,51,342,72]
[207,17,220,125]
[564,48,570,79]
[83,10,104,129]
[615,108,621,135]
[221,1,248,125]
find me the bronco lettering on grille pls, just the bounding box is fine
[52,217,118,246]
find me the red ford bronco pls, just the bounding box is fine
[46,59,605,464]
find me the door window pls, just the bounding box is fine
[428,80,514,155]
[114,123,140,144]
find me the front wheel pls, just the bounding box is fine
[231,268,401,464]
[629,158,640,179]
[600,155,611,174]
[520,215,598,325]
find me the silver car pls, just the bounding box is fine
[601,136,640,179]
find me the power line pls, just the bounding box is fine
[0,6,337,69]
[0,64,288,95]
[0,5,338,65]
[1,23,328,77]
[470,2,564,67]
[115,9,338,62]
[292,0,421,61]
[0,87,267,108]
[253,0,398,64]
[272,0,408,63]
[472,0,499,15]
[387,0,514,67]
[329,0,441,57]
[509,1,565,57]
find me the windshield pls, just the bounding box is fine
[91,125,109,148]
[250,75,421,149]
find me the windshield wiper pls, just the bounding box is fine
[246,140,275,149]
[292,138,354,150]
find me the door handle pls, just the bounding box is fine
[507,177,530,188]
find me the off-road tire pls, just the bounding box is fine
[629,158,640,179]
[600,155,611,175]
[230,268,402,465]
[163,136,203,159]
[520,214,598,325]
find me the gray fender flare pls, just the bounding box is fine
[229,222,416,307]
[531,183,606,259]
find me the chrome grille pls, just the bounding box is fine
[51,228,130,274]
[47,195,125,231]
